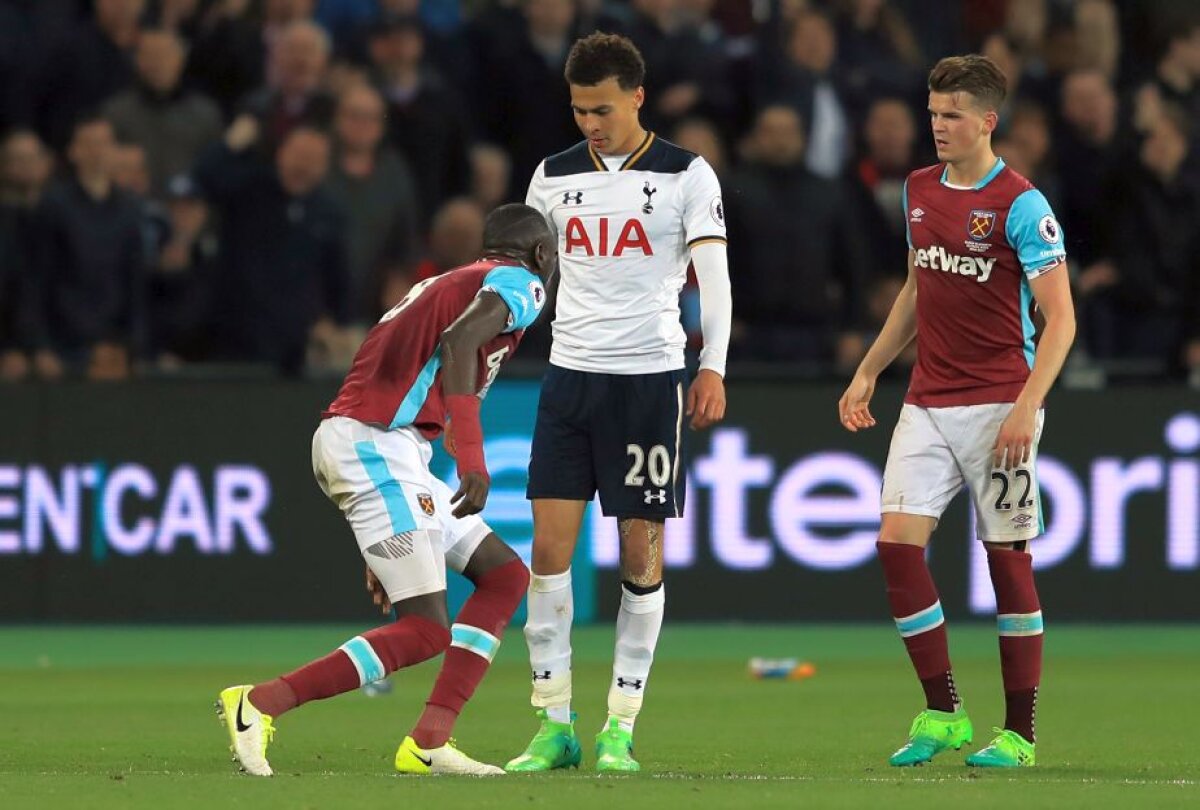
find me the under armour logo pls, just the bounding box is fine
[641,181,657,214]
[616,677,644,690]
[643,489,666,504]
[562,191,583,205]
[532,670,552,680]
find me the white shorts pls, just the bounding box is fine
[311,416,491,602]
[881,403,1045,543]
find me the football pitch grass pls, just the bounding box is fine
[1,625,1197,809]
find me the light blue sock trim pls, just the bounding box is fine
[339,635,386,684]
[895,601,945,638]
[450,623,501,661]
[997,611,1044,637]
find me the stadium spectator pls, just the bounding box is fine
[324,82,421,325]
[726,104,869,365]
[240,19,336,155]
[757,9,853,180]
[103,29,224,200]
[1087,104,1198,371]
[469,143,514,211]
[186,0,290,117]
[671,116,728,177]
[24,115,145,381]
[478,0,581,200]
[833,0,924,109]
[412,197,485,282]
[194,117,349,374]
[31,0,144,151]
[625,0,733,134]
[0,185,28,380]
[148,173,219,366]
[997,101,1062,210]
[1056,69,1125,278]
[367,14,471,225]
[847,97,918,272]
[1,130,54,210]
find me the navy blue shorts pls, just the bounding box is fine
[526,365,688,520]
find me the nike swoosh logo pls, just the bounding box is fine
[236,692,252,732]
[414,752,432,767]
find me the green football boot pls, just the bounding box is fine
[595,718,640,773]
[966,728,1035,768]
[889,707,974,767]
[505,710,582,772]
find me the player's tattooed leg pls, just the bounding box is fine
[618,518,664,587]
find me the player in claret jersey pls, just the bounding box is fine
[217,204,555,777]
[839,55,1075,769]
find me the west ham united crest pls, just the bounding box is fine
[967,209,997,240]
[417,492,435,516]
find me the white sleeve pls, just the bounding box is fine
[525,161,557,239]
[680,156,727,248]
[690,241,731,378]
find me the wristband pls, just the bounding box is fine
[446,394,487,478]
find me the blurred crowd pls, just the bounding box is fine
[0,0,1197,382]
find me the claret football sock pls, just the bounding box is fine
[249,615,450,717]
[987,547,1043,743]
[412,559,529,749]
[877,541,959,712]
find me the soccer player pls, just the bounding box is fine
[839,55,1075,768]
[506,33,732,773]
[217,204,556,776]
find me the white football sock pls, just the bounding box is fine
[525,568,573,719]
[607,582,665,733]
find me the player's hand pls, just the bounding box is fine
[451,470,490,518]
[993,403,1038,470]
[686,369,726,430]
[838,372,877,432]
[365,564,391,615]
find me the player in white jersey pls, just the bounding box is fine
[506,33,733,773]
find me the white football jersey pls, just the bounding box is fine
[525,133,727,374]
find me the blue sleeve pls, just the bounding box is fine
[1005,189,1066,277]
[902,178,912,249]
[480,266,546,332]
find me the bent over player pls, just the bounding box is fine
[839,55,1075,768]
[217,204,556,776]
[507,33,732,773]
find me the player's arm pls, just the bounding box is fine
[681,157,731,429]
[440,292,511,517]
[838,250,918,431]
[688,241,731,429]
[993,262,1076,468]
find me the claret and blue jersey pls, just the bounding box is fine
[323,260,546,438]
[903,158,1067,407]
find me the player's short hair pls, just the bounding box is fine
[564,33,645,90]
[483,203,551,249]
[928,55,1007,112]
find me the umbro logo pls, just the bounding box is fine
[532,670,552,680]
[616,677,644,690]
[643,489,666,505]
[563,191,583,205]
[910,208,925,222]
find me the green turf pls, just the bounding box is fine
[1,625,1197,809]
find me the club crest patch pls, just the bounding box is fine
[968,209,997,240]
